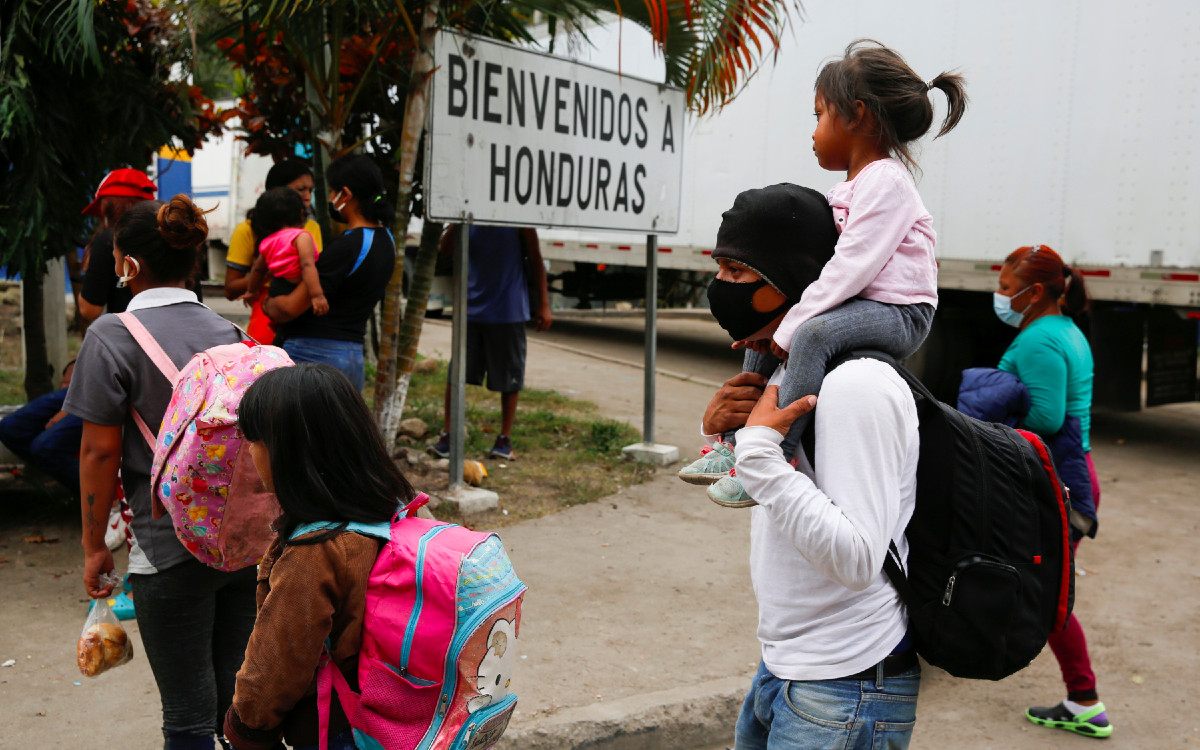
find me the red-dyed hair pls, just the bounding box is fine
[1004,245,1089,316]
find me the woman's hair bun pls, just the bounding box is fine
[156,194,210,251]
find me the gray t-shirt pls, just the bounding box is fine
[66,300,242,573]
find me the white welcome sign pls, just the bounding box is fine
[425,29,685,233]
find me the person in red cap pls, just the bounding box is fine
[78,169,157,322]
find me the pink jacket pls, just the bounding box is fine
[259,227,318,280]
[773,158,938,351]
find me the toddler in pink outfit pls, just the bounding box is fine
[242,187,327,316]
[690,41,969,507]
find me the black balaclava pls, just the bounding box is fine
[706,183,839,340]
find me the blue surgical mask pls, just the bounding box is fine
[992,287,1031,328]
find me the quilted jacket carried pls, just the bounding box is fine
[957,367,1097,538]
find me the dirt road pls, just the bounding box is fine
[2,314,1198,749]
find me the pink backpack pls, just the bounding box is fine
[118,312,293,572]
[290,494,527,750]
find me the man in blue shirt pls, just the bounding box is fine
[432,225,552,460]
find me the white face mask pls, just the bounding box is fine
[992,286,1031,328]
[328,190,349,222]
[116,256,140,289]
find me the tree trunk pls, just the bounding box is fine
[21,269,53,400]
[305,14,333,244]
[372,0,440,439]
[385,219,444,416]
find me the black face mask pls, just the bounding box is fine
[706,277,789,341]
[327,201,346,223]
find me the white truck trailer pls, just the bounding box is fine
[533,0,1200,408]
[192,0,1200,408]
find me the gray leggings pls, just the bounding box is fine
[129,558,258,749]
[741,299,934,457]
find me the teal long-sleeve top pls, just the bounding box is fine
[998,315,1094,451]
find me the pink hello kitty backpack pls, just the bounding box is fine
[118,312,293,572]
[290,494,527,750]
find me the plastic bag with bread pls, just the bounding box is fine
[77,599,134,677]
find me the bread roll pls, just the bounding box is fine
[77,622,133,677]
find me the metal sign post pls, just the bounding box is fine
[643,234,658,446]
[619,233,679,466]
[448,221,470,490]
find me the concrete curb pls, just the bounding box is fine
[497,675,748,750]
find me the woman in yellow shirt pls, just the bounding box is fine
[223,160,323,344]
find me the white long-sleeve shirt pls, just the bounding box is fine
[734,358,919,680]
[772,158,939,351]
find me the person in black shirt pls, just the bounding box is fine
[264,156,395,390]
[78,169,157,321]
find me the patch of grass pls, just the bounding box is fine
[0,369,25,406]
[399,359,655,528]
[0,287,84,405]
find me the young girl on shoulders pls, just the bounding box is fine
[243,187,329,316]
[688,39,968,506]
[223,363,416,750]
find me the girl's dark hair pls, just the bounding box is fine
[815,39,968,172]
[1005,245,1090,316]
[113,195,209,283]
[249,187,306,248]
[327,155,394,226]
[238,362,416,547]
[264,159,313,190]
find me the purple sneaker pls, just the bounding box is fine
[489,434,516,461]
[428,432,450,459]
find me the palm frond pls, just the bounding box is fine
[619,0,798,114]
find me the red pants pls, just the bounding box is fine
[1047,452,1101,701]
[246,288,276,345]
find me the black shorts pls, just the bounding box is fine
[460,321,527,392]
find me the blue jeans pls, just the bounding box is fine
[282,337,365,391]
[734,660,921,750]
[0,387,83,495]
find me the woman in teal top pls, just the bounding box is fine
[998,312,1094,452]
[993,244,1112,740]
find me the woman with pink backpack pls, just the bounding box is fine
[225,363,526,750]
[66,195,255,750]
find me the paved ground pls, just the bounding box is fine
[2,312,1198,749]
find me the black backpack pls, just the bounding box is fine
[805,352,1075,680]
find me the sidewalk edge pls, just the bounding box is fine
[497,674,750,750]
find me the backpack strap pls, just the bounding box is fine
[400,492,430,518]
[289,494,428,540]
[798,349,930,465]
[317,643,362,750]
[117,312,181,450]
[797,349,935,633]
[348,227,393,276]
[289,518,392,541]
[882,541,934,643]
[116,312,180,383]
